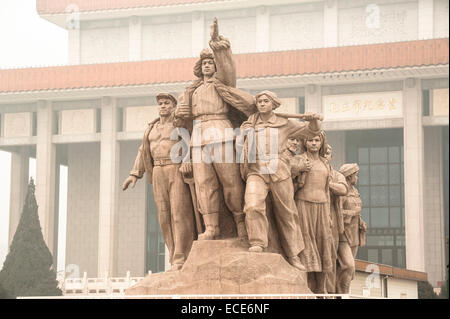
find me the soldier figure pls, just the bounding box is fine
[175,18,255,241]
[122,93,196,272]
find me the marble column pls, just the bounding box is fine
[68,29,80,65]
[326,131,346,169]
[305,84,322,115]
[97,97,120,277]
[256,6,270,52]
[403,78,425,272]
[418,0,434,40]
[323,0,338,47]
[36,100,57,257]
[8,146,29,246]
[423,126,446,286]
[129,16,142,61]
[192,11,205,56]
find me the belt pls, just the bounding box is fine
[193,114,228,122]
[153,158,176,166]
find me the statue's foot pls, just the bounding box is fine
[167,264,183,272]
[287,256,306,271]
[248,245,263,253]
[198,229,218,241]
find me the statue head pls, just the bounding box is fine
[193,48,216,78]
[339,163,359,185]
[255,90,281,114]
[302,131,328,157]
[324,144,332,161]
[156,92,177,117]
[286,137,301,154]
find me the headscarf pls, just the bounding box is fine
[255,90,282,110]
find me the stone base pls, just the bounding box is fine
[125,238,311,295]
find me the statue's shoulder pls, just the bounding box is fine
[148,117,160,126]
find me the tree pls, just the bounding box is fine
[0,178,62,298]
[418,280,439,299]
[0,282,10,299]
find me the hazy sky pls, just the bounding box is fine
[0,0,68,270]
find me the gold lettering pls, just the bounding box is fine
[376,98,385,110]
[388,98,397,110]
[342,101,350,113]
[353,100,361,114]
[330,102,339,113]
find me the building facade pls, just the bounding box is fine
[0,0,448,288]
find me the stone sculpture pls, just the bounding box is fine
[174,17,255,241]
[122,93,196,271]
[239,90,322,271]
[324,145,348,294]
[124,18,366,296]
[293,132,334,294]
[335,163,367,293]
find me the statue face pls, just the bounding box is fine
[286,137,300,153]
[305,135,322,153]
[350,172,359,185]
[201,58,216,76]
[256,94,274,114]
[157,98,175,117]
[324,145,332,161]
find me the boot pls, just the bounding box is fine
[288,256,306,271]
[232,212,248,239]
[198,213,220,240]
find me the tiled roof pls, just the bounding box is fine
[36,0,219,14]
[0,39,448,94]
[355,259,428,282]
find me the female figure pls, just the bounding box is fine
[335,163,367,293]
[295,132,334,294]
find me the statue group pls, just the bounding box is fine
[122,19,367,295]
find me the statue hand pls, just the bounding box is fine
[180,162,193,178]
[122,175,138,191]
[210,17,219,41]
[300,158,312,172]
[303,112,323,122]
[175,104,191,119]
[360,218,367,232]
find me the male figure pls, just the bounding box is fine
[323,145,348,293]
[175,19,255,240]
[122,93,195,271]
[240,90,322,271]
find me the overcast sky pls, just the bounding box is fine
[0,0,68,271]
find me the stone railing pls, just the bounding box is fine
[57,271,145,296]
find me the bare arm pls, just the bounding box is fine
[123,145,144,190]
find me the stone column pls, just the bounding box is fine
[423,126,446,286]
[8,146,29,246]
[68,29,81,65]
[403,78,425,272]
[323,0,338,47]
[256,6,270,52]
[36,100,57,257]
[129,16,142,61]
[305,84,322,114]
[192,11,205,56]
[97,97,120,277]
[327,131,346,169]
[418,0,434,40]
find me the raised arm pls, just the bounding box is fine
[209,18,236,87]
[287,114,323,140]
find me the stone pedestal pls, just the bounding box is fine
[125,239,311,295]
